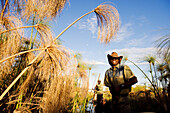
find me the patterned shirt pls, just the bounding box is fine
[104,64,135,94]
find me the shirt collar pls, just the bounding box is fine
[111,64,120,70]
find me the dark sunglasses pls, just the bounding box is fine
[110,57,119,60]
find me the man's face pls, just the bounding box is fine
[98,81,101,84]
[110,57,119,66]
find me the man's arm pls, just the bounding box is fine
[122,65,138,88]
[115,76,138,93]
[104,71,111,88]
[104,71,116,95]
[121,76,137,88]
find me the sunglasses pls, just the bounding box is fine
[110,57,119,60]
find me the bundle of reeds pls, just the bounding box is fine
[0,1,119,112]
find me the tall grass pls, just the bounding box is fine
[124,58,169,112]
[0,1,119,112]
[126,58,160,97]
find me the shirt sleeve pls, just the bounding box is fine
[124,65,135,80]
[104,70,112,88]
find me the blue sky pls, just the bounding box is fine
[51,0,170,89]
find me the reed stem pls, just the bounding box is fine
[1,0,8,19]
[0,25,39,35]
[128,59,160,97]
[29,13,36,49]
[0,50,45,100]
[0,48,45,64]
[53,10,94,41]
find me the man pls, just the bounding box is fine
[95,80,103,105]
[104,52,138,113]
[94,80,104,113]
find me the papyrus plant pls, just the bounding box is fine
[0,1,119,112]
[123,57,162,103]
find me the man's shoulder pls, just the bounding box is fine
[124,65,131,70]
[105,68,112,73]
[120,64,130,69]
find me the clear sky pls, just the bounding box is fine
[50,0,170,89]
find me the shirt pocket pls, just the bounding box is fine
[115,75,125,86]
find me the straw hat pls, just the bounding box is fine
[107,52,123,65]
[107,52,123,59]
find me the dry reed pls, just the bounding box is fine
[23,0,68,21]
[0,0,68,21]
[54,3,119,44]
[0,1,119,112]
[0,15,23,79]
[34,45,72,81]
[37,46,89,112]
[19,52,35,94]
[35,24,54,46]
[41,72,76,112]
[94,3,119,44]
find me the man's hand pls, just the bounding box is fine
[115,76,138,94]
[123,76,138,88]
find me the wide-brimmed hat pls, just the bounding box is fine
[107,52,123,60]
